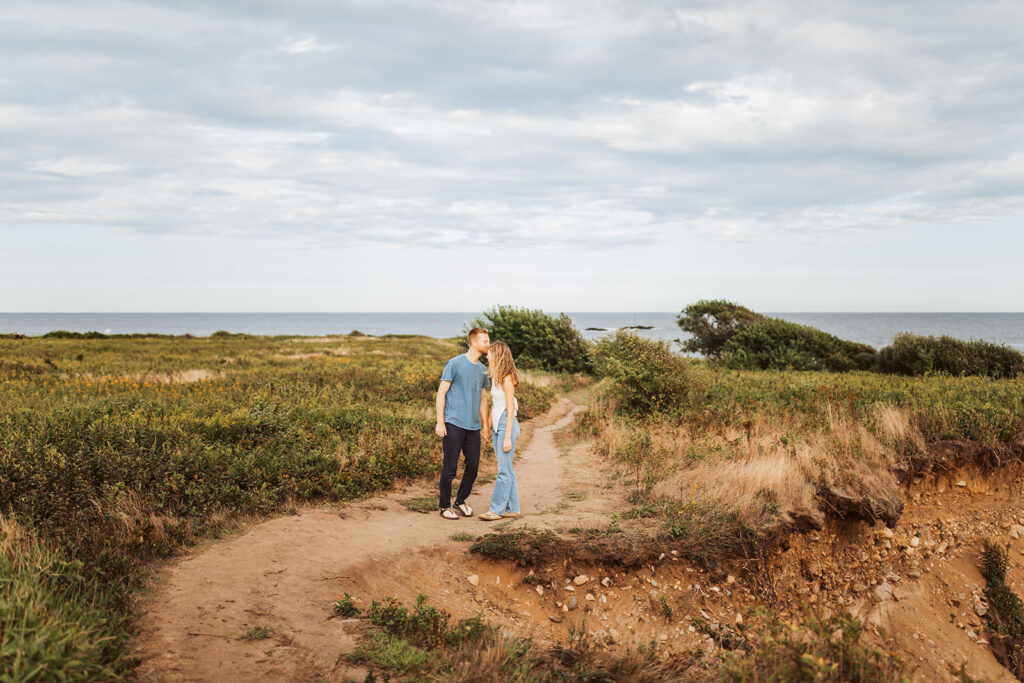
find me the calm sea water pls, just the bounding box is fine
[2,312,1023,351]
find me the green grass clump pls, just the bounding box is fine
[449,532,476,542]
[980,540,1024,677]
[401,496,438,513]
[349,632,429,674]
[239,627,270,641]
[470,529,559,564]
[0,518,125,679]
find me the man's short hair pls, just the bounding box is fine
[467,327,488,344]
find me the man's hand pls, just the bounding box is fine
[482,429,492,444]
[435,422,447,438]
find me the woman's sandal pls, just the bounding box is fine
[477,511,503,521]
[440,507,459,520]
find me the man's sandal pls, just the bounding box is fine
[440,507,459,520]
[478,511,503,521]
[503,512,522,518]
[456,502,473,517]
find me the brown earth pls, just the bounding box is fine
[132,396,1024,682]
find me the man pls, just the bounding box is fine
[436,327,491,520]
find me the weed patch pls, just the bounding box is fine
[980,540,1024,677]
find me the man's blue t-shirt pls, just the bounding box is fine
[440,354,489,431]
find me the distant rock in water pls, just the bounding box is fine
[349,329,366,337]
[621,325,654,330]
[585,327,612,331]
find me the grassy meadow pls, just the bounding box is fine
[0,333,553,678]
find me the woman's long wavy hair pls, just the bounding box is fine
[488,341,520,388]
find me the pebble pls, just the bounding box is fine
[549,614,563,623]
[574,575,589,585]
[536,585,544,596]
[975,603,988,617]
[608,628,620,642]
[956,481,967,488]
[1010,525,1024,540]
[601,577,612,587]
[564,585,575,592]
[567,596,578,611]
[467,574,480,587]
[585,593,595,601]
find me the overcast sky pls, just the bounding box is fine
[2,0,1023,312]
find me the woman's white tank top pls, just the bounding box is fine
[490,376,518,428]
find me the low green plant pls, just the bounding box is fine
[980,540,1024,677]
[449,532,475,542]
[401,496,437,513]
[719,318,877,372]
[658,596,673,621]
[239,627,270,640]
[348,632,429,674]
[333,593,361,617]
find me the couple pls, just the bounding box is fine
[435,327,520,522]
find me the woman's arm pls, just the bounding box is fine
[501,375,516,452]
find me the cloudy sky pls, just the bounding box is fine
[3,0,1023,312]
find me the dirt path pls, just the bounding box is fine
[131,396,614,682]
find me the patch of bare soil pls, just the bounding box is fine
[132,403,1024,682]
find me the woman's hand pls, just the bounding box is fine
[503,436,512,453]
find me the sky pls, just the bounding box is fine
[2,0,1023,312]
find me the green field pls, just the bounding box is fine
[0,333,552,678]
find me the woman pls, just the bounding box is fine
[478,341,521,521]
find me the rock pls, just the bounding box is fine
[1011,525,1024,540]
[549,614,563,623]
[601,577,612,587]
[907,570,922,579]
[975,603,988,617]
[658,634,668,641]
[735,613,743,625]
[564,585,575,592]
[937,542,948,554]
[875,580,893,601]
[967,629,978,639]
[567,596,578,611]
[608,628,621,642]
[536,585,544,596]
[853,583,867,593]
[651,580,659,588]
[585,593,595,601]
[573,575,589,585]
[600,595,607,603]
[956,481,967,488]
[468,574,480,586]
[910,537,921,548]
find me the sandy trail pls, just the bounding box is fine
[132,397,598,682]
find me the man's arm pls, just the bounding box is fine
[435,380,451,437]
[480,387,491,442]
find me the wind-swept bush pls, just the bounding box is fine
[468,306,591,374]
[678,301,876,372]
[677,300,766,358]
[879,333,1024,379]
[592,330,690,415]
[720,318,877,372]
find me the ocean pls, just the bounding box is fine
[2,312,1023,351]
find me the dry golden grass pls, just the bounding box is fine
[591,400,919,533]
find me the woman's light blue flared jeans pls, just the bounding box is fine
[489,411,520,515]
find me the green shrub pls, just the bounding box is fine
[468,306,591,374]
[677,300,765,358]
[879,333,1024,379]
[592,331,690,416]
[720,318,877,372]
